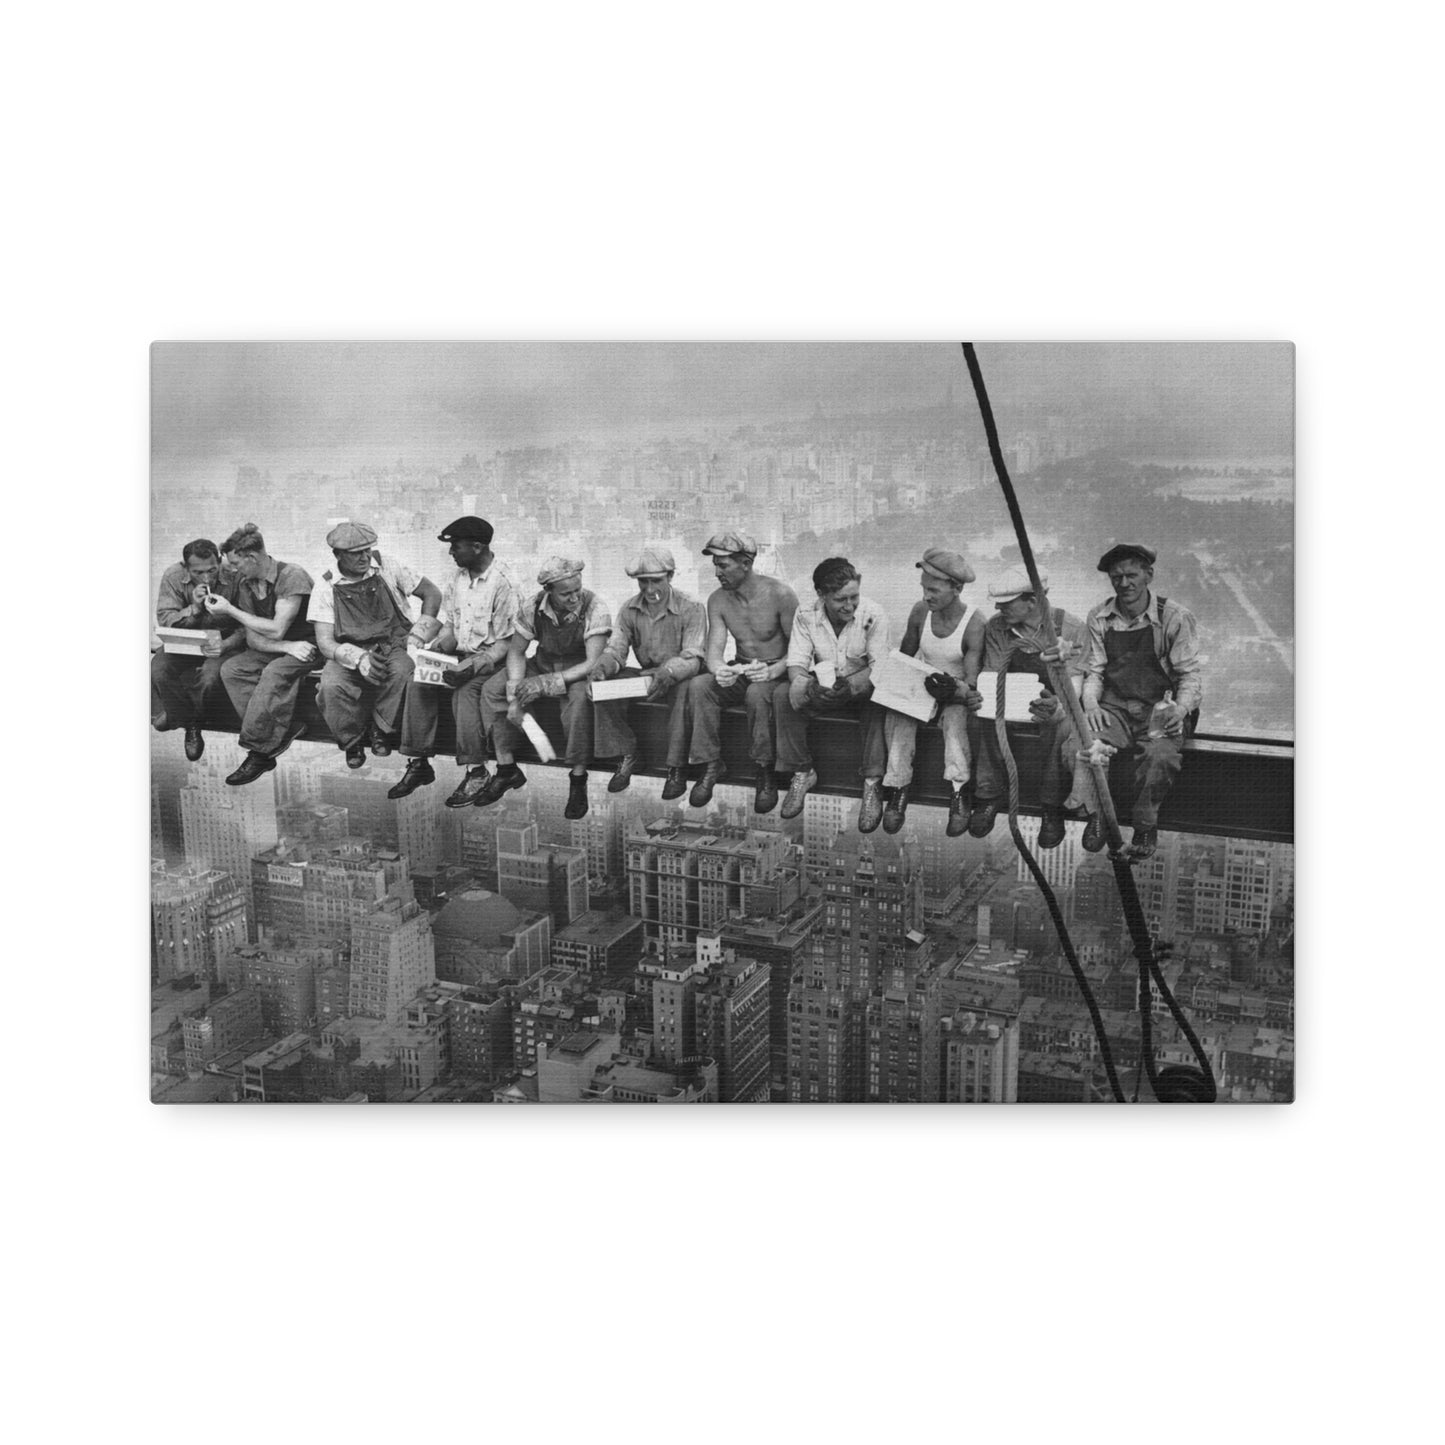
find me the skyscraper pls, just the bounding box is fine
[151,865,250,985]
[179,741,279,933]
[348,895,436,1023]
[497,823,588,924]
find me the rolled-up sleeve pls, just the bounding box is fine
[1081,608,1109,707]
[584,595,613,640]
[673,600,707,678]
[597,608,639,677]
[862,605,890,670]
[489,575,518,645]
[155,568,192,629]
[786,609,817,672]
[1163,606,1203,714]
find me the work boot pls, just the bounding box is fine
[1129,825,1158,859]
[565,772,590,820]
[858,778,884,834]
[388,758,435,799]
[781,768,816,819]
[882,784,909,834]
[476,764,527,807]
[946,786,970,837]
[446,766,491,808]
[1081,815,1106,853]
[1038,809,1067,850]
[226,751,277,787]
[689,761,726,807]
[661,767,688,801]
[607,755,636,794]
[369,728,394,757]
[345,741,367,770]
[966,799,998,838]
[754,769,779,815]
[183,724,205,762]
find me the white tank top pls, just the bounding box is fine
[916,602,975,678]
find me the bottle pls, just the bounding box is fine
[1147,690,1176,739]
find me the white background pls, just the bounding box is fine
[6,3,1433,1442]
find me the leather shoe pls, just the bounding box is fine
[661,767,688,801]
[369,729,394,757]
[1081,816,1106,852]
[388,758,435,799]
[183,725,205,762]
[947,787,970,838]
[882,784,909,834]
[1038,809,1066,850]
[226,752,277,787]
[345,741,367,770]
[689,761,726,807]
[476,765,527,807]
[781,768,816,819]
[1129,825,1158,859]
[754,769,779,815]
[858,777,884,834]
[565,773,590,820]
[446,767,490,808]
[966,799,999,838]
[607,755,636,793]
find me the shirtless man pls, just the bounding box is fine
[878,547,987,834]
[683,530,799,814]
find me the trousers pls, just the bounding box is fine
[974,715,1069,807]
[685,673,787,768]
[773,688,887,777]
[151,650,229,731]
[882,702,972,788]
[592,668,692,767]
[399,661,499,767]
[1066,698,1185,827]
[483,659,593,770]
[316,644,414,749]
[220,649,314,756]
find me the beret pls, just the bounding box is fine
[438,516,494,546]
[326,521,378,551]
[626,546,676,577]
[988,565,1046,604]
[916,547,976,586]
[1097,543,1157,573]
[538,555,585,586]
[701,530,758,558]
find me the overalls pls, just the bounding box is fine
[316,571,416,749]
[483,592,597,769]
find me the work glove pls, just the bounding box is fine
[409,616,442,646]
[789,676,814,710]
[1029,694,1066,723]
[924,672,959,702]
[538,672,567,698]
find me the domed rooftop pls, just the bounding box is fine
[431,888,527,946]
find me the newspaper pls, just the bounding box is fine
[411,648,458,686]
[588,675,651,702]
[157,626,221,657]
[870,649,938,722]
[975,670,1046,723]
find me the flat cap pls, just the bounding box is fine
[625,546,676,578]
[537,555,585,587]
[438,516,494,546]
[701,530,758,558]
[326,521,378,551]
[916,548,976,586]
[988,565,1046,604]
[1097,543,1157,573]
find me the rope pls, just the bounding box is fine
[961,342,1218,1104]
[991,672,1125,1102]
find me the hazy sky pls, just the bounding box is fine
[151,341,1294,465]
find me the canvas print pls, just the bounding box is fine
[150,342,1294,1104]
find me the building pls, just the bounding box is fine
[430,888,551,986]
[941,1007,1020,1103]
[348,895,436,1023]
[220,941,340,1036]
[179,742,280,927]
[151,865,250,985]
[692,942,771,1103]
[250,837,411,947]
[537,1031,718,1103]
[863,976,944,1103]
[550,909,644,977]
[428,982,515,1083]
[182,987,265,1073]
[626,819,801,950]
[497,823,588,924]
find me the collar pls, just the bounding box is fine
[247,555,281,590]
[539,588,586,623]
[457,560,495,587]
[628,588,681,617]
[335,552,384,584]
[1100,589,1159,624]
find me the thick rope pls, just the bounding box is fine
[961,342,1217,1104]
[991,675,1125,1102]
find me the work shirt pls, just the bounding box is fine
[786,595,889,681]
[155,563,238,630]
[308,551,419,627]
[981,608,1089,685]
[595,587,707,679]
[235,557,314,642]
[444,560,519,656]
[1081,590,1202,714]
[515,588,612,648]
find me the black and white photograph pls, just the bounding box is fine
[150,341,1294,1104]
